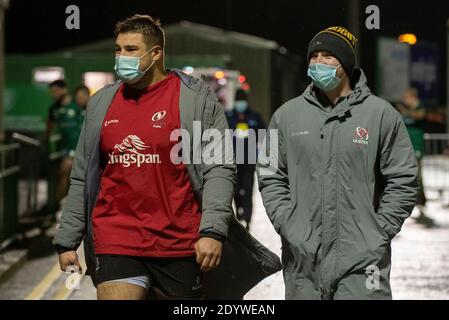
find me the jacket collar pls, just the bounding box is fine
[168,68,209,93]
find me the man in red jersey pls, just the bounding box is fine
[53,14,235,300]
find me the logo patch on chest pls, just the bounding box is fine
[353,127,369,145]
[108,135,161,167]
[291,131,310,137]
[152,110,167,128]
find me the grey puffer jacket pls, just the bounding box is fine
[257,69,418,299]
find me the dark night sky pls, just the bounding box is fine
[4,0,449,102]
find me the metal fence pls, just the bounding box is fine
[0,132,65,251]
[422,133,449,204]
[46,134,64,216]
[12,133,41,218]
[0,143,20,248]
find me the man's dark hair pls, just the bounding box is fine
[114,14,165,49]
[48,79,67,89]
[74,85,90,96]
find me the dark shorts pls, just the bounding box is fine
[95,254,203,299]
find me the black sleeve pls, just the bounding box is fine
[54,244,75,254]
[199,229,226,242]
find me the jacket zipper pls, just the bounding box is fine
[320,124,326,295]
[334,123,340,293]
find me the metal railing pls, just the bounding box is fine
[46,134,64,215]
[422,133,449,203]
[12,133,41,218]
[0,131,67,251]
[12,132,64,216]
[0,143,20,248]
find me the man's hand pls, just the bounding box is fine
[194,237,222,272]
[58,250,82,273]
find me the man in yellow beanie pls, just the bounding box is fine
[258,26,418,300]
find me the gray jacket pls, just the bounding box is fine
[53,69,281,298]
[257,69,418,299]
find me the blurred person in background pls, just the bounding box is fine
[397,88,430,223]
[74,85,91,114]
[46,79,84,210]
[225,89,266,230]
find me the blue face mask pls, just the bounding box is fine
[114,46,157,84]
[307,63,342,91]
[235,100,248,113]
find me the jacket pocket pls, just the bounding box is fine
[364,202,391,243]
[373,211,391,242]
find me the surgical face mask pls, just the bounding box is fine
[307,63,342,91]
[235,100,248,113]
[114,46,158,84]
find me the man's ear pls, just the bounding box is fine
[337,66,346,79]
[153,46,164,61]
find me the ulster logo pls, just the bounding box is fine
[353,127,369,145]
[152,110,166,121]
[152,110,166,128]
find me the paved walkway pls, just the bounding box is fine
[245,182,449,299]
[1,180,448,300]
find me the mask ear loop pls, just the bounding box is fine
[333,64,342,79]
[140,46,161,73]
